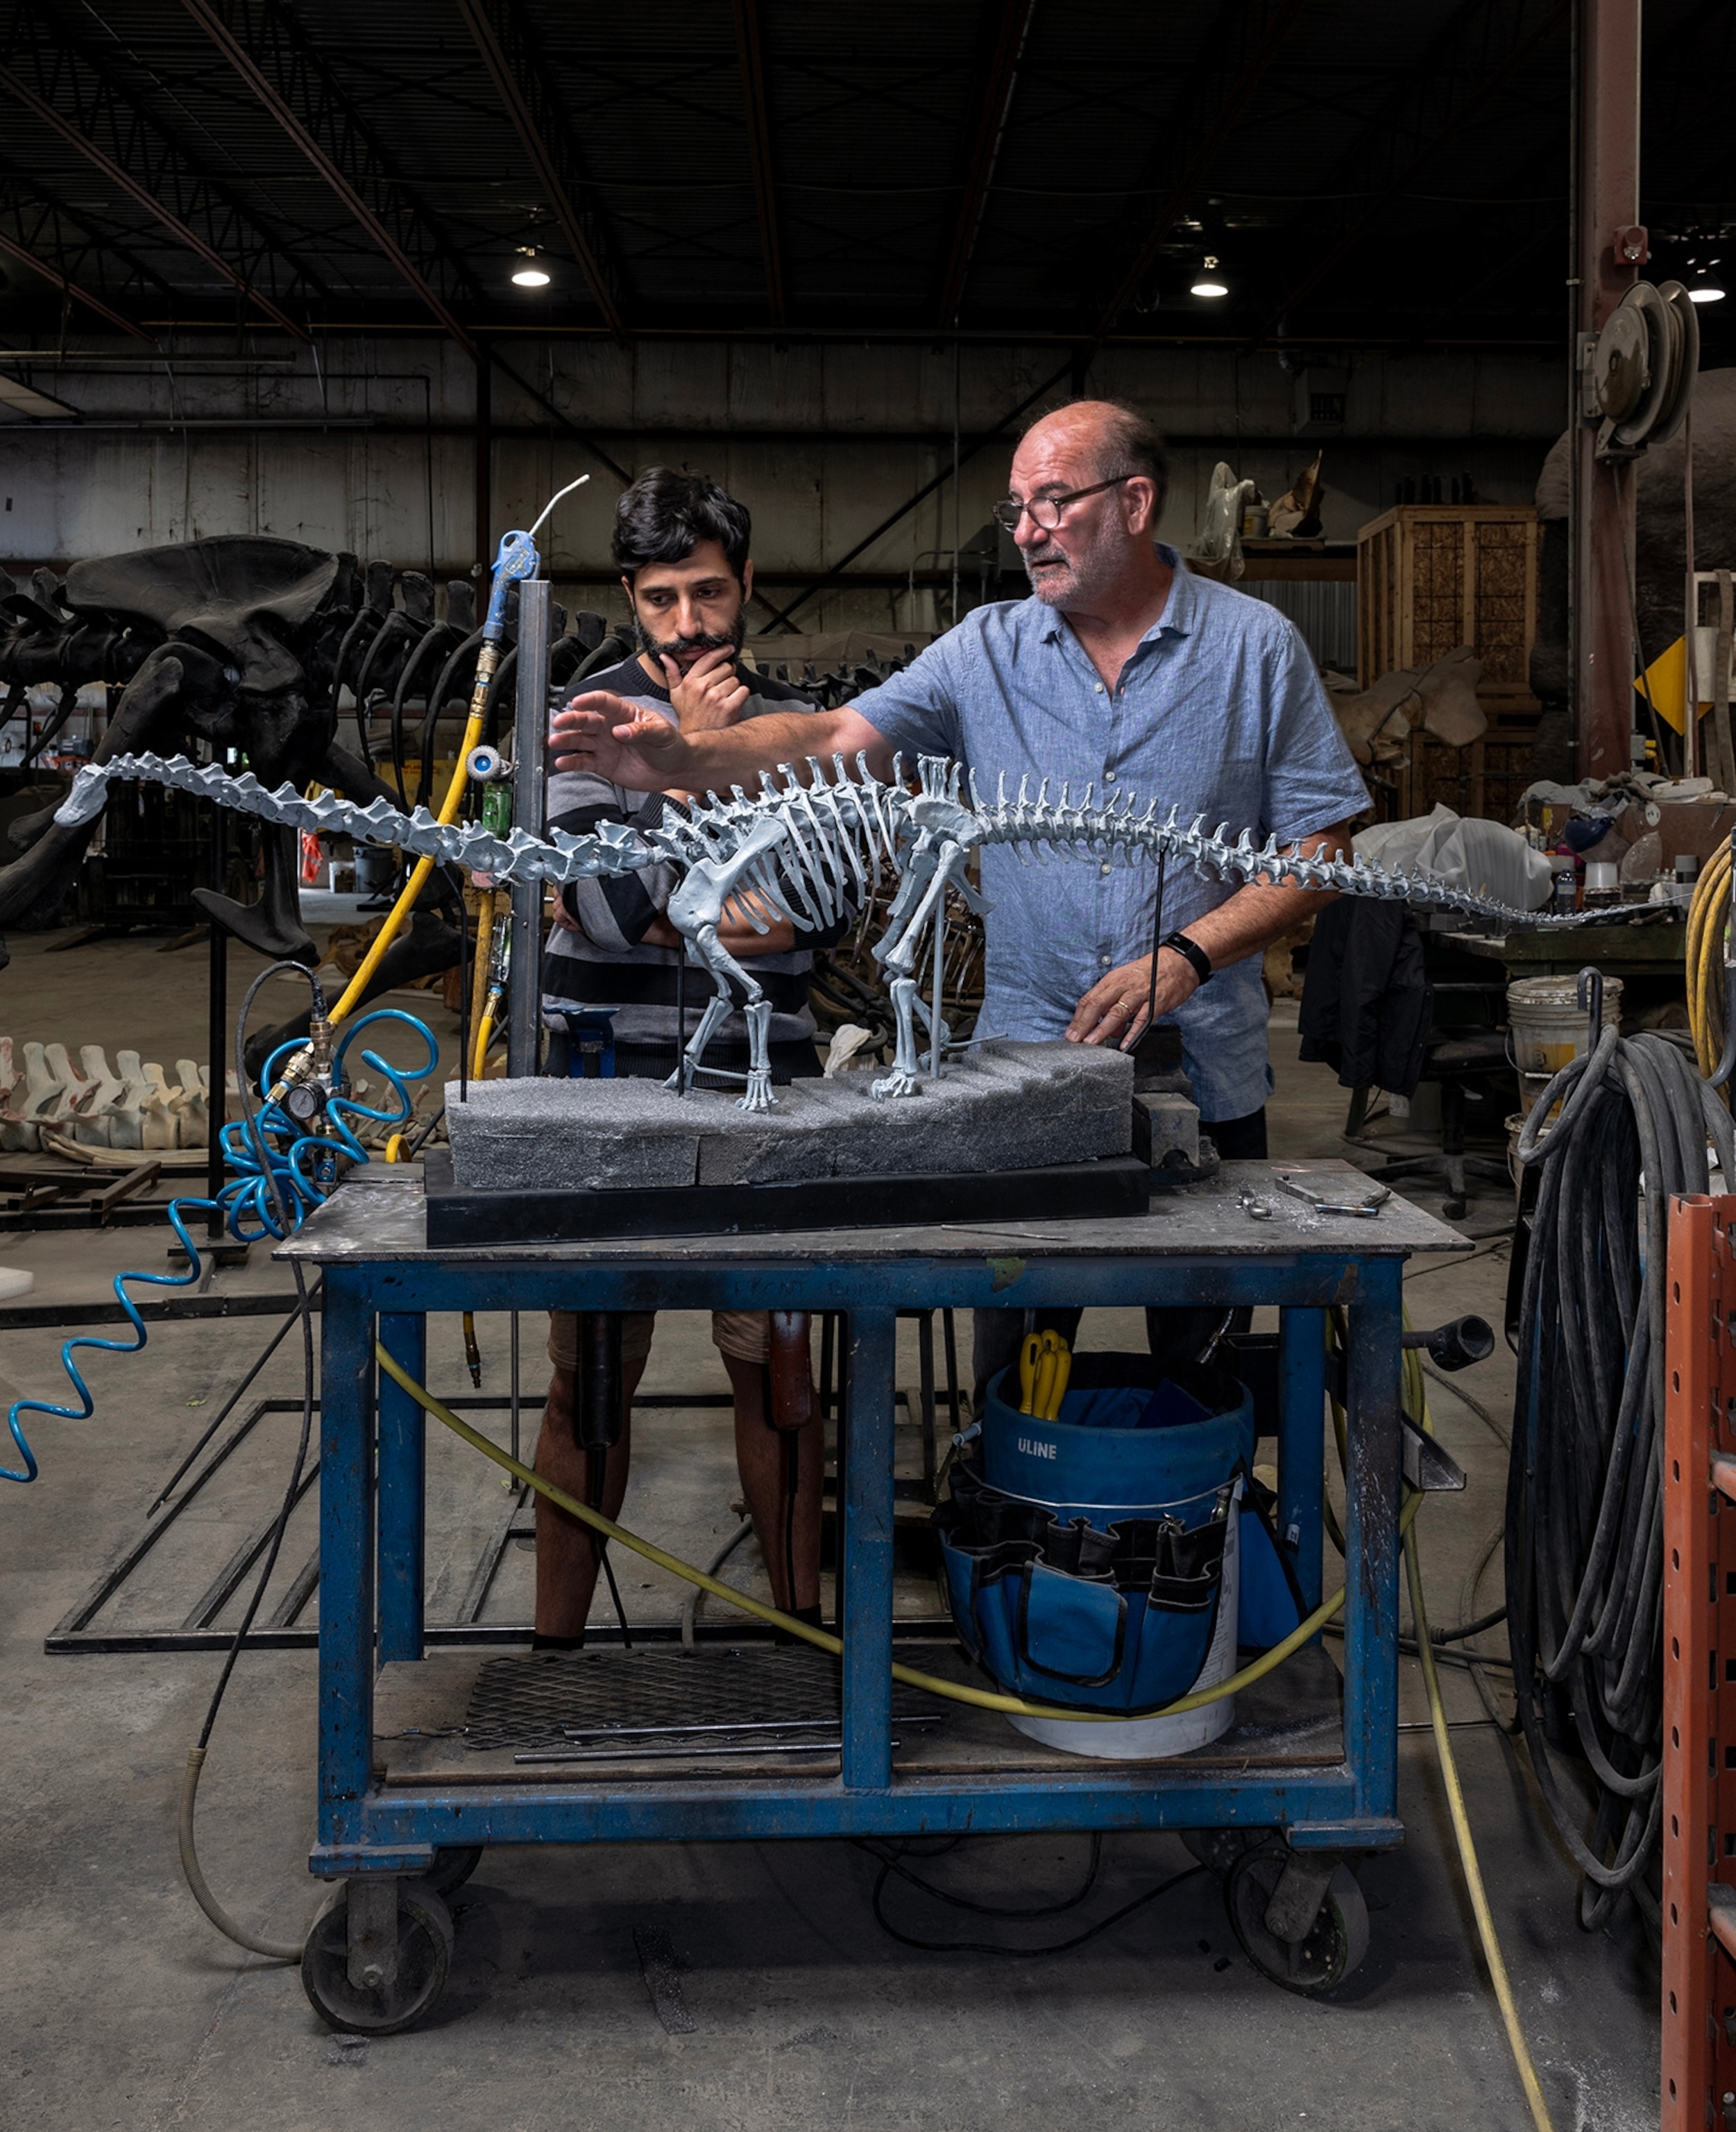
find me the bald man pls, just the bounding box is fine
[552,399,1370,1388]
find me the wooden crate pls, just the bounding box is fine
[1393,709,1543,826]
[1357,504,1538,708]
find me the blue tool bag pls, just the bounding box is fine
[934,1354,1303,1714]
[935,1462,1236,1709]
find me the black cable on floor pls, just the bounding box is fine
[854,1836,1204,1957]
[1433,1605,1507,1645]
[178,962,331,1963]
[194,960,326,1754]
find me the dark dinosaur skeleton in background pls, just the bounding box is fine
[0,535,627,988]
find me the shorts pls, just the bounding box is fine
[546,1309,771,1369]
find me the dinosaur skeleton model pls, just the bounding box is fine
[58,750,1592,1112]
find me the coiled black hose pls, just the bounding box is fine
[1506,1025,1736,1928]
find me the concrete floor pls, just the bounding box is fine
[0,941,1658,2131]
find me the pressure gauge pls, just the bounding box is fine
[282,1082,324,1126]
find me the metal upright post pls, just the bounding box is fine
[205,802,227,1237]
[1277,1305,1326,1612]
[317,1273,377,1845]
[1340,1258,1402,1831]
[1570,0,1644,783]
[507,576,550,1077]
[377,1311,427,1665]
[1661,1192,1736,2132]
[840,1309,896,1791]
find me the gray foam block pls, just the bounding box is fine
[445,1040,1133,1192]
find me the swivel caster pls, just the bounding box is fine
[300,1877,454,2035]
[422,1846,483,1897]
[1225,1845,1369,1995]
[1442,1195,1467,1221]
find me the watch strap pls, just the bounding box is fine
[1159,930,1212,985]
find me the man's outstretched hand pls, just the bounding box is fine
[550,691,690,788]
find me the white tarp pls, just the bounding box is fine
[1354,803,1556,913]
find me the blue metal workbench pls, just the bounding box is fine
[278,1156,1465,2026]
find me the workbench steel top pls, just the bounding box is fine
[276,1159,1471,1264]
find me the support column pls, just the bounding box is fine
[1571,0,1644,781]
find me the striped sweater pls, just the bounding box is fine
[541,653,843,1059]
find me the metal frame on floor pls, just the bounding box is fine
[280,1167,1413,1881]
[44,1338,958,1655]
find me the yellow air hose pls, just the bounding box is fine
[373,1345,1343,1725]
[1405,1528,1556,2132]
[329,643,500,1031]
[1687,838,1733,1083]
[467,885,497,1061]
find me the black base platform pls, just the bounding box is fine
[422,1147,1150,1245]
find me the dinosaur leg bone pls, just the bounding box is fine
[871,838,967,1101]
[664,818,795,1108]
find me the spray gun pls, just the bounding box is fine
[264,475,590,1108]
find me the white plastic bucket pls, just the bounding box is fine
[1007,1485,1242,1759]
[1506,975,1622,1084]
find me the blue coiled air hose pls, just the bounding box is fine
[3,979,436,1484]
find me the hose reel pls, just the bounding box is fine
[1589,278,1699,461]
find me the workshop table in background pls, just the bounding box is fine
[278,1157,1467,2026]
[1444,922,1687,981]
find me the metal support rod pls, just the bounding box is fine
[510,1310,521,1465]
[1571,0,1642,782]
[507,576,550,1077]
[928,913,944,1079]
[205,800,226,1237]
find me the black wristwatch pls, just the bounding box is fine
[1159,931,1212,986]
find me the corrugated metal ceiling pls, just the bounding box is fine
[0,0,1729,348]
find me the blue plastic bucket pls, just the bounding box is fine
[981,1353,1257,1525]
[935,1355,1266,1752]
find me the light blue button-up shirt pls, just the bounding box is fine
[850,548,1369,1122]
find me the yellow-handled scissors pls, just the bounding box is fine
[1019,1330,1071,1419]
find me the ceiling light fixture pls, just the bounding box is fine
[1190,255,1228,299]
[511,248,551,289]
[1688,260,1726,304]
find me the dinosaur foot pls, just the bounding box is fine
[870,1069,923,1101]
[737,1072,777,1113]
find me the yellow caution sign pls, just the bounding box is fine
[1634,635,1702,735]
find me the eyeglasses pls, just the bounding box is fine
[992,474,1137,533]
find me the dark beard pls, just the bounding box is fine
[632,612,747,664]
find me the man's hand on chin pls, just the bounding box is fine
[550,691,691,788]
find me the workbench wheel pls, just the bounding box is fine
[300,1880,454,2036]
[422,1847,482,1897]
[1225,1849,1369,1996]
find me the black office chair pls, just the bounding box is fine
[1345,1018,1515,1219]
[1302,902,1515,1221]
